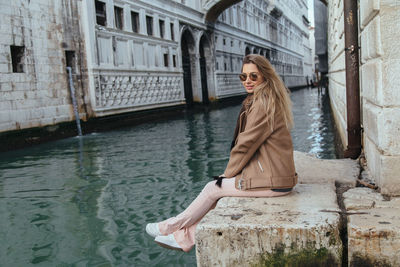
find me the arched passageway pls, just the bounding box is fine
[204,0,243,22]
[181,30,196,107]
[245,46,251,55]
[199,35,211,104]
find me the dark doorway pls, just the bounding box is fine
[245,46,250,55]
[199,35,209,104]
[181,30,195,107]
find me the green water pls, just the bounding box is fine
[0,87,335,266]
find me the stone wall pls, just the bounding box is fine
[0,0,90,133]
[328,0,400,196]
[360,0,400,196]
[327,0,347,148]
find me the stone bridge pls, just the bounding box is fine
[202,0,243,22]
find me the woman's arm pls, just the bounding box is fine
[224,101,275,177]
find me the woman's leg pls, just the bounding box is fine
[158,178,290,251]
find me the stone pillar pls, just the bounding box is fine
[123,4,131,32]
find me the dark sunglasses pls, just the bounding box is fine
[239,72,260,82]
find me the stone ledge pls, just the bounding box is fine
[294,151,359,187]
[344,187,400,266]
[195,184,343,267]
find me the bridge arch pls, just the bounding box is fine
[199,33,214,103]
[204,0,243,23]
[180,26,197,106]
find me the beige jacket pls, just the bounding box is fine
[224,99,297,190]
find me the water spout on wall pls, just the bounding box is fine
[66,67,83,136]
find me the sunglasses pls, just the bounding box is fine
[239,72,260,82]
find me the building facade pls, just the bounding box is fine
[0,0,312,135]
[328,0,400,196]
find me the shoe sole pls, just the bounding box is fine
[155,240,183,251]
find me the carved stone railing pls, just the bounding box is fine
[216,73,244,97]
[94,72,184,110]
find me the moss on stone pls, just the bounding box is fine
[350,253,392,267]
[252,244,339,267]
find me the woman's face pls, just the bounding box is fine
[240,63,264,94]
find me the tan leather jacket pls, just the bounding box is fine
[224,99,297,190]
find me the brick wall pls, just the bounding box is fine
[0,0,90,133]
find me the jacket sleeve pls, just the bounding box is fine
[224,101,275,177]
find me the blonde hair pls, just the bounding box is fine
[242,54,294,130]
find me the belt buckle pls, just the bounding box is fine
[238,178,244,190]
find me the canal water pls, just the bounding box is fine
[0,87,335,267]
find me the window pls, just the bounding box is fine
[223,38,226,45]
[10,45,25,73]
[131,11,139,33]
[146,15,153,36]
[95,0,106,26]
[163,53,169,67]
[159,19,165,38]
[65,50,76,73]
[114,6,123,30]
[170,23,174,40]
[172,55,176,67]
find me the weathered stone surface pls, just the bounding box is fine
[343,187,384,210]
[294,151,359,187]
[196,184,342,267]
[344,188,400,266]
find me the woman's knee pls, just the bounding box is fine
[201,181,221,200]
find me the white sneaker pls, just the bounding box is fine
[155,234,182,251]
[145,223,162,238]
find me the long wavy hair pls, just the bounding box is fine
[242,54,294,130]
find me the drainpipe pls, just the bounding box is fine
[343,0,361,159]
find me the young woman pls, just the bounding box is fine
[145,54,297,252]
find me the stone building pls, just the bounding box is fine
[328,0,400,196]
[0,1,91,133]
[0,0,312,141]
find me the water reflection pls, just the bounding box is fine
[291,87,336,159]
[0,87,335,266]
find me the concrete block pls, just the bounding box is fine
[380,4,400,60]
[294,151,359,187]
[0,82,12,92]
[360,16,383,62]
[196,184,342,267]
[380,108,400,154]
[364,136,382,187]
[360,0,380,28]
[0,122,16,132]
[329,69,346,86]
[344,188,400,265]
[361,59,383,105]
[382,59,400,106]
[363,101,381,145]
[363,102,400,154]
[0,100,11,111]
[0,111,11,123]
[380,154,400,196]
[53,115,71,124]
[343,187,384,210]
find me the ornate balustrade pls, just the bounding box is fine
[94,72,184,111]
